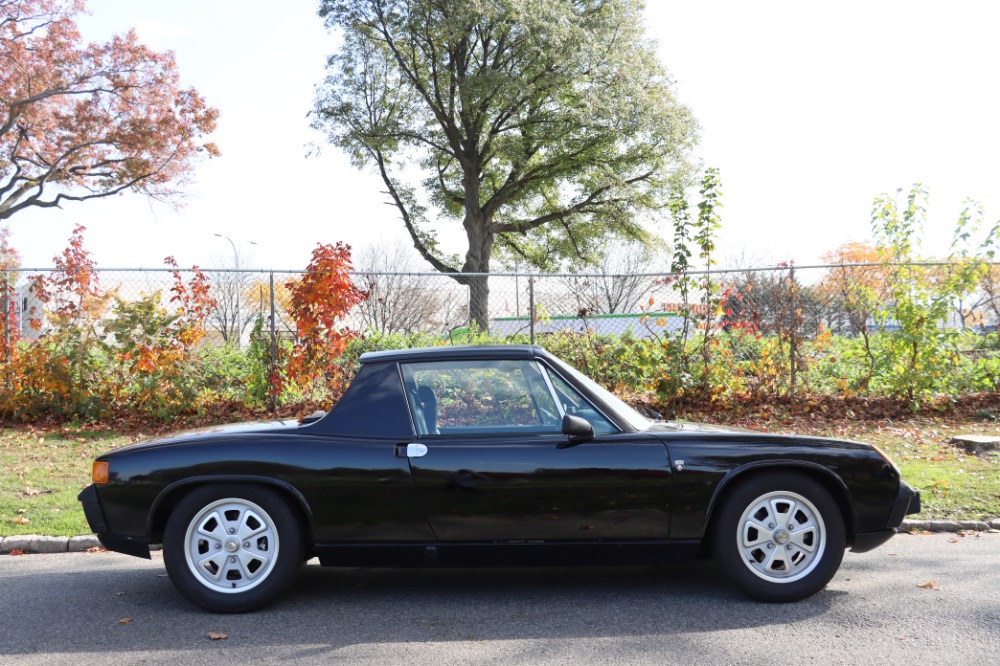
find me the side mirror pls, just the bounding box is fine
[561,414,595,444]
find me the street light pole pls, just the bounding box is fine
[214,233,239,271]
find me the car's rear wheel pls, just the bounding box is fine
[163,484,303,612]
[711,472,845,602]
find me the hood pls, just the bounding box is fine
[646,420,756,434]
[645,420,874,452]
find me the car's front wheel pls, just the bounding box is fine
[711,472,845,602]
[163,484,303,612]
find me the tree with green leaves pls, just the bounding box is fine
[313,0,698,329]
[871,185,999,402]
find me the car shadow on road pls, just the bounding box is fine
[0,556,844,658]
[275,560,842,642]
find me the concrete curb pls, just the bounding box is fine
[900,519,1000,532]
[2,520,999,555]
[1,534,101,554]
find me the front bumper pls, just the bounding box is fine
[77,485,151,560]
[851,480,921,553]
[890,480,922,523]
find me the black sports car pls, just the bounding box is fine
[79,345,920,612]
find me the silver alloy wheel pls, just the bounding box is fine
[183,498,280,594]
[736,490,826,583]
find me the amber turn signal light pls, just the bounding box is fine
[92,461,110,485]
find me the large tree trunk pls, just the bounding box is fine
[461,172,493,332]
[467,272,490,333]
[462,229,493,332]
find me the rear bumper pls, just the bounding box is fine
[78,485,107,534]
[851,481,920,553]
[77,485,151,560]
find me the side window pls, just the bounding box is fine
[545,371,618,435]
[400,360,562,435]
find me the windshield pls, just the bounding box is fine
[545,355,651,432]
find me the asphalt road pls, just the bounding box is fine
[1,533,997,665]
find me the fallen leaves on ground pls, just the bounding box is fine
[917,581,941,590]
[207,631,229,640]
[86,546,108,553]
[648,391,1000,426]
[8,549,24,556]
[118,618,134,624]
[9,516,28,525]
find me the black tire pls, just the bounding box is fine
[711,472,845,602]
[162,484,304,612]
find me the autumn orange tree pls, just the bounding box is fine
[104,257,215,415]
[0,0,219,221]
[815,241,892,389]
[817,242,891,334]
[14,224,115,415]
[1,225,219,419]
[282,243,367,400]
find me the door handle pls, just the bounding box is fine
[395,443,428,458]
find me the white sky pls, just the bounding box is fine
[8,0,1000,271]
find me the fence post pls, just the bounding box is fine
[269,271,277,411]
[515,274,520,318]
[789,266,797,393]
[528,274,535,345]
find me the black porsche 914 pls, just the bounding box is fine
[79,345,920,612]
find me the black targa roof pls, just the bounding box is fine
[360,345,550,364]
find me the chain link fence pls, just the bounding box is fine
[0,262,1000,408]
[3,261,998,370]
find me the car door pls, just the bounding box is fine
[399,359,672,542]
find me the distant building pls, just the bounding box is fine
[491,311,688,338]
[10,282,47,339]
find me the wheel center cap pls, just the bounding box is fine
[773,529,790,545]
[225,540,239,553]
